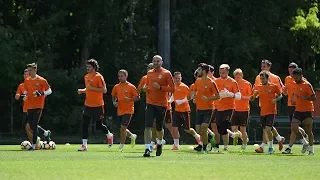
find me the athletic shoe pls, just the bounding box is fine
[194,145,202,152]
[130,134,137,148]
[301,144,309,154]
[282,147,291,154]
[143,149,151,157]
[78,145,87,151]
[267,147,274,155]
[255,147,264,153]
[278,137,285,151]
[223,147,228,152]
[233,132,240,146]
[240,146,247,152]
[213,147,220,153]
[307,151,314,156]
[107,133,114,147]
[36,136,41,148]
[200,150,208,154]
[171,145,179,151]
[156,144,163,156]
[210,134,215,148]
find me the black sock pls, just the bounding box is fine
[208,134,212,142]
[203,144,207,151]
[215,144,219,148]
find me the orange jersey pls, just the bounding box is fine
[292,80,315,112]
[194,78,219,110]
[111,82,139,116]
[16,83,29,112]
[215,77,239,111]
[253,83,281,116]
[84,72,106,107]
[146,67,175,107]
[24,75,50,109]
[173,82,190,112]
[255,72,283,91]
[189,83,195,92]
[235,79,252,111]
[284,76,295,106]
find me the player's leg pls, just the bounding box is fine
[194,111,203,151]
[25,122,33,143]
[96,106,113,147]
[119,114,134,151]
[30,109,42,150]
[283,106,296,154]
[265,115,275,154]
[143,104,155,157]
[154,105,167,156]
[171,111,181,150]
[256,116,267,153]
[291,112,309,154]
[303,115,314,155]
[165,110,175,145]
[271,127,285,151]
[230,111,241,146]
[182,112,200,144]
[199,110,212,153]
[211,123,220,148]
[125,129,137,148]
[79,106,91,151]
[151,121,157,151]
[218,110,233,151]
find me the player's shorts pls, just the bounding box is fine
[260,114,275,127]
[216,109,234,126]
[22,112,28,124]
[145,104,167,128]
[231,111,249,126]
[27,108,42,124]
[118,114,132,127]
[196,110,213,125]
[211,109,217,124]
[293,111,313,122]
[164,110,172,124]
[287,106,295,123]
[172,111,191,129]
[83,106,105,121]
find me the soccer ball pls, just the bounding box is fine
[44,141,51,150]
[39,141,44,149]
[21,141,31,150]
[49,141,56,150]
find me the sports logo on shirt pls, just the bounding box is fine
[268,89,271,92]
[36,83,39,87]
[299,88,302,92]
[177,88,180,92]
[158,75,162,79]
[226,84,229,88]
[204,86,207,89]
[124,90,128,93]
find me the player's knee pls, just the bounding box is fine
[82,115,91,124]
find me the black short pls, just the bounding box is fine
[260,114,275,127]
[173,111,191,129]
[196,110,213,125]
[216,109,234,126]
[164,110,172,124]
[211,109,217,124]
[22,112,28,124]
[288,106,295,122]
[83,106,105,121]
[27,109,42,124]
[293,111,313,122]
[118,114,132,127]
[231,111,249,126]
[145,104,166,128]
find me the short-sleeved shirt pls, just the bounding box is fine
[84,72,106,107]
[173,82,190,112]
[24,75,50,109]
[16,83,29,112]
[292,79,315,112]
[235,79,252,112]
[253,83,281,116]
[255,72,283,91]
[111,82,139,116]
[146,67,175,107]
[194,78,219,110]
[215,77,239,111]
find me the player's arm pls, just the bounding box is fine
[225,81,241,100]
[203,82,220,101]
[271,86,283,103]
[125,86,140,102]
[158,72,175,93]
[250,86,258,101]
[137,76,146,93]
[87,76,107,93]
[241,83,252,100]
[301,84,317,101]
[15,84,23,100]
[111,86,118,107]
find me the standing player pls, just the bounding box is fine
[192,63,220,153]
[23,63,52,150]
[111,69,139,152]
[78,59,113,151]
[254,59,285,151]
[232,68,252,151]
[290,68,316,155]
[143,55,175,157]
[214,64,241,152]
[251,71,282,154]
[282,63,308,154]
[15,69,52,145]
[171,72,200,150]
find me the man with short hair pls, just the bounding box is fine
[143,55,175,157]
[291,68,316,155]
[23,63,52,151]
[111,69,139,152]
[78,59,113,151]
[251,71,282,154]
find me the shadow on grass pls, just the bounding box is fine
[124,156,156,159]
[0,149,24,152]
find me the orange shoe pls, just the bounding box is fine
[171,145,179,151]
[255,147,264,153]
[279,137,285,151]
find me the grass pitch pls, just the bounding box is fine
[0,144,319,180]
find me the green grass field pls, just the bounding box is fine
[0,144,319,180]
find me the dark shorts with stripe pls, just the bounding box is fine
[173,111,191,129]
[231,111,249,126]
[196,110,213,125]
[216,109,234,126]
[145,104,167,128]
[164,110,172,124]
[288,106,296,123]
[260,114,275,127]
[211,109,217,124]
[83,106,105,121]
[27,108,42,124]
[293,111,313,122]
[23,112,28,124]
[118,114,132,127]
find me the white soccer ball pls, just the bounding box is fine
[21,141,31,150]
[49,141,56,150]
[44,141,51,150]
[41,141,47,149]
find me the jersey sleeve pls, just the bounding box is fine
[97,75,106,87]
[42,79,50,91]
[232,80,240,93]
[16,84,22,95]
[307,83,315,96]
[212,81,219,95]
[138,76,146,89]
[252,85,259,96]
[247,82,253,96]
[161,72,175,93]
[131,85,139,97]
[111,86,117,97]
